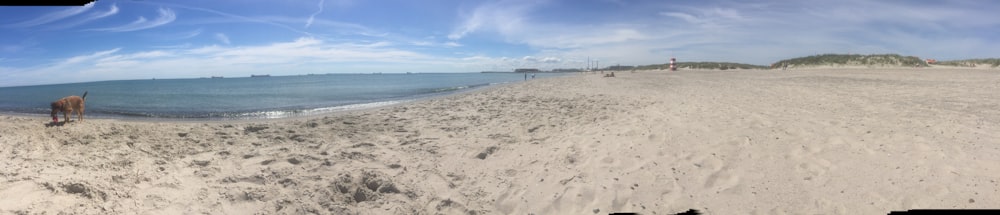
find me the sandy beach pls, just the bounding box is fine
[2,68,999,214]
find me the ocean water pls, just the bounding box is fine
[0,73,565,120]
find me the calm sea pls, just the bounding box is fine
[0,73,565,120]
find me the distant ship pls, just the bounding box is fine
[211,76,224,79]
[251,74,270,77]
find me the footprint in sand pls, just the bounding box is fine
[687,155,742,192]
[794,159,832,182]
[789,140,833,182]
[703,166,741,192]
[494,188,528,214]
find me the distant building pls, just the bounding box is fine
[926,59,937,64]
[514,68,541,73]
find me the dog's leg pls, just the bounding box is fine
[79,107,84,122]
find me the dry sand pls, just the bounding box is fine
[1,68,999,214]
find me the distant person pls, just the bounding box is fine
[524,73,527,81]
[531,74,535,79]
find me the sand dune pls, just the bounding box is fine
[2,68,999,214]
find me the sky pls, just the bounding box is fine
[1,0,998,87]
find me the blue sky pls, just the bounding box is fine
[0,0,997,86]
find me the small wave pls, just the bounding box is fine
[205,100,410,120]
[304,100,409,113]
[433,86,469,92]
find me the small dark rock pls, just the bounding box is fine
[192,160,210,167]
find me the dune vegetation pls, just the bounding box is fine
[601,54,998,71]
[771,54,928,68]
[935,58,1000,67]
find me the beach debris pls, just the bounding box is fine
[476,146,498,159]
[192,160,210,167]
[243,125,269,134]
[350,143,375,148]
[528,125,543,133]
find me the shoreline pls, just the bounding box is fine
[0,72,569,122]
[3,76,552,123]
[1,69,997,214]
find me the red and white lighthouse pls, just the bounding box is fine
[669,57,677,71]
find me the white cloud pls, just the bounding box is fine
[215,33,231,45]
[178,28,203,39]
[660,12,702,24]
[46,4,119,29]
[448,0,540,40]
[64,48,121,64]
[5,2,94,27]
[93,4,120,19]
[90,8,176,32]
[530,28,648,49]
[522,56,560,63]
[1,39,39,53]
[447,0,655,55]
[149,2,316,37]
[305,0,325,28]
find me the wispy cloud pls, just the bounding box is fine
[659,12,701,24]
[1,39,39,53]
[215,33,231,45]
[523,56,560,63]
[47,4,119,29]
[143,2,315,37]
[64,48,121,64]
[448,0,542,40]
[89,8,176,32]
[6,2,94,27]
[177,28,203,40]
[145,28,203,41]
[305,0,325,28]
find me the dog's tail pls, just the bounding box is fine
[82,91,88,100]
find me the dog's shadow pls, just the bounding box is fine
[45,121,67,127]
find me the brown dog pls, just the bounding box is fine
[51,91,88,123]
